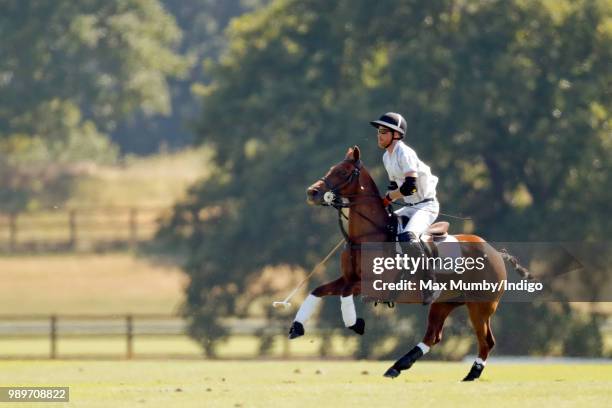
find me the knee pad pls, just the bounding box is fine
[398,231,418,242]
[397,232,410,242]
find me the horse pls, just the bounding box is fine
[288,145,532,381]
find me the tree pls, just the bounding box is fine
[0,0,189,211]
[158,0,612,356]
[112,0,270,154]
[0,0,188,132]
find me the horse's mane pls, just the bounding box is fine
[359,164,383,199]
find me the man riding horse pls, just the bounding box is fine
[372,112,439,304]
[287,115,533,381]
[288,112,441,339]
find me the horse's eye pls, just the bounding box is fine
[338,170,348,176]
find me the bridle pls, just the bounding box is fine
[317,159,392,244]
[318,159,364,207]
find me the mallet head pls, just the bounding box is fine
[272,301,291,309]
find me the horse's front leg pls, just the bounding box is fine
[288,277,345,339]
[340,280,365,335]
[338,247,365,335]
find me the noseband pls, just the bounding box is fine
[316,159,393,253]
[318,160,362,207]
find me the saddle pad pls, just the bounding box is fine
[430,235,463,275]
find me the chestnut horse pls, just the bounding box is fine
[288,146,531,381]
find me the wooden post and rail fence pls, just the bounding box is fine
[0,207,165,252]
[0,314,179,360]
[0,314,317,360]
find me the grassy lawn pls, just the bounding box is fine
[0,360,610,407]
[0,253,187,315]
[0,333,361,360]
[67,146,214,208]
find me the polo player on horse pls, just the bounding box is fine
[372,112,439,304]
[287,115,533,381]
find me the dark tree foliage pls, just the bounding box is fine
[112,0,270,154]
[158,0,612,357]
[0,0,188,211]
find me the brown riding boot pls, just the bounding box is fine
[398,232,437,305]
[398,231,437,306]
[421,266,436,305]
[419,240,437,305]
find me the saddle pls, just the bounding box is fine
[391,213,449,239]
[423,221,449,239]
[420,221,450,259]
[371,217,451,307]
[390,214,450,258]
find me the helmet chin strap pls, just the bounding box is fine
[383,132,400,149]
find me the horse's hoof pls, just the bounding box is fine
[462,362,484,382]
[383,367,400,378]
[288,321,304,339]
[348,318,365,335]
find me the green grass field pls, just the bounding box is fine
[68,146,214,208]
[0,253,187,315]
[0,333,358,360]
[0,360,610,407]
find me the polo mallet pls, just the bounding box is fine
[272,238,345,309]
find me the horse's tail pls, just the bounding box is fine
[499,248,534,280]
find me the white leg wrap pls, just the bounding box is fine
[295,294,321,324]
[475,357,486,366]
[340,295,357,327]
[417,342,430,354]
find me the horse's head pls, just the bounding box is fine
[307,146,363,206]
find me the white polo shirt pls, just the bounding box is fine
[382,140,438,204]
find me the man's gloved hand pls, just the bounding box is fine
[382,193,393,207]
[387,181,398,191]
[384,181,398,206]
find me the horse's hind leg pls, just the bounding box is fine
[288,277,345,339]
[462,301,498,381]
[384,302,460,378]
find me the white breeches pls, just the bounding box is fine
[395,199,440,235]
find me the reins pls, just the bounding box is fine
[319,160,391,245]
[319,160,471,245]
[391,200,473,221]
[335,202,391,243]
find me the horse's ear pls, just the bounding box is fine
[345,146,361,161]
